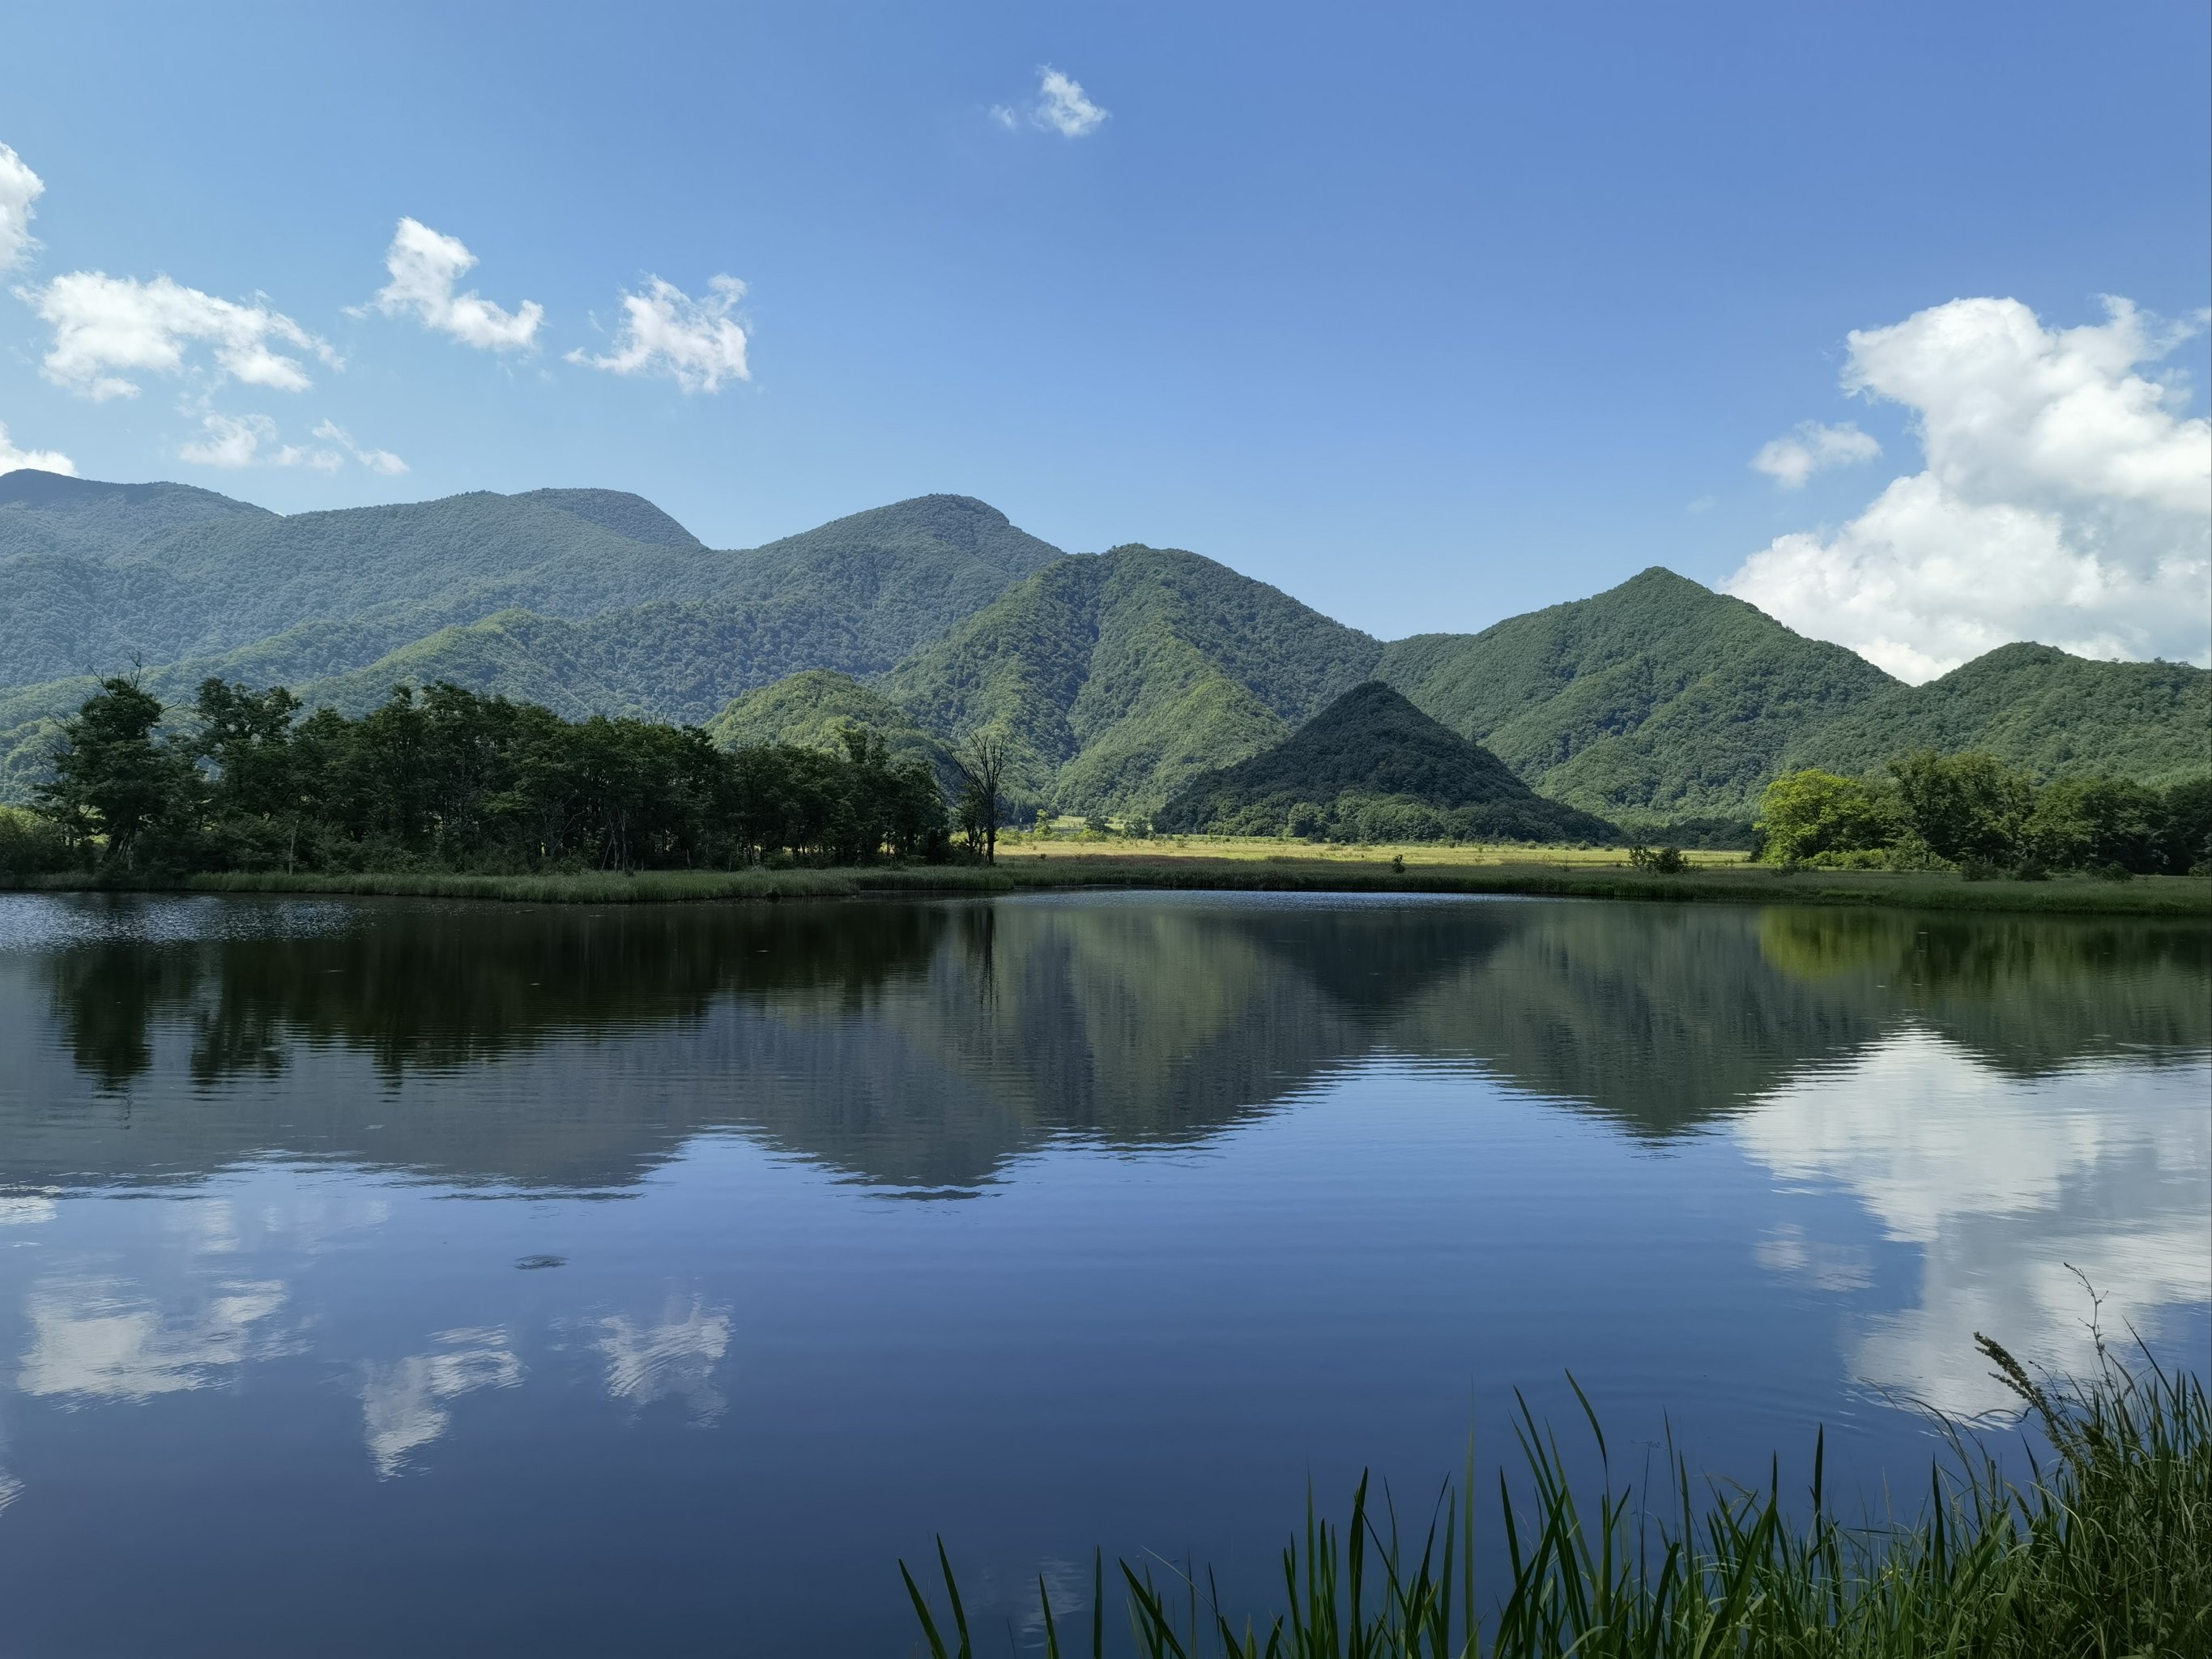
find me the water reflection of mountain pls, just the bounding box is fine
[3,893,2205,1192]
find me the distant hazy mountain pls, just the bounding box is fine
[1787,642,2211,786]
[880,544,1383,812]
[1375,568,1900,817]
[1155,680,1618,842]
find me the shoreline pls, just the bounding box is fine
[5,855,2207,915]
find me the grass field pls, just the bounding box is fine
[4,837,2205,915]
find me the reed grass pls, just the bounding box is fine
[904,1333,2210,1657]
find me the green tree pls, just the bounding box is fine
[2157,777,2212,875]
[1889,749,2035,867]
[953,732,1014,864]
[1753,769,1897,864]
[35,679,198,872]
[2027,776,2163,873]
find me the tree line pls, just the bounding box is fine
[1,677,1023,877]
[1755,750,2212,877]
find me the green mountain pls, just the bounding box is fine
[1786,642,2211,786]
[1155,680,1617,842]
[880,544,1383,813]
[0,478,1065,799]
[7,469,2201,825]
[1375,567,1900,817]
[703,670,962,785]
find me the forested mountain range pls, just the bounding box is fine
[0,475,1060,796]
[1374,568,1901,817]
[2,467,2203,817]
[1784,642,2210,788]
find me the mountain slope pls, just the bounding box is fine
[0,481,1068,800]
[1786,643,2211,784]
[0,476,1063,698]
[0,470,273,564]
[1375,567,1899,816]
[703,670,963,788]
[1156,680,1618,841]
[881,544,1383,812]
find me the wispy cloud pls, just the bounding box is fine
[567,274,749,393]
[1751,420,1882,488]
[992,66,1109,138]
[361,218,542,351]
[313,419,407,475]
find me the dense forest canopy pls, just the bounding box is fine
[1755,753,2211,877]
[3,676,953,878]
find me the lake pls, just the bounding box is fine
[0,889,2205,1655]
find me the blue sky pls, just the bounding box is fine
[2,2,2207,668]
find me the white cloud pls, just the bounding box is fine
[25,271,338,401]
[180,411,348,471]
[0,142,45,268]
[0,422,75,477]
[994,66,1110,138]
[1725,296,2211,682]
[313,418,407,475]
[567,274,749,393]
[1751,420,1882,488]
[364,217,542,351]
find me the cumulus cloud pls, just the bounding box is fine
[567,274,749,393]
[0,421,75,477]
[363,217,542,351]
[1751,420,1881,488]
[1725,296,2212,682]
[24,271,338,401]
[0,141,45,268]
[992,66,1109,137]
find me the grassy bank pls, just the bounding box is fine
[906,1337,2209,1658]
[3,846,2205,914]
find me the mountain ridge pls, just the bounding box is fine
[2,470,2201,817]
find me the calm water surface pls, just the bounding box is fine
[0,890,2206,1655]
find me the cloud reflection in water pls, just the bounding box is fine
[1735,1029,2211,1417]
